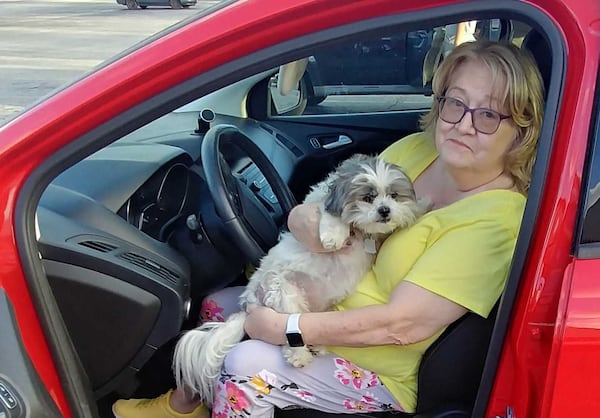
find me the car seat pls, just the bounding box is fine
[522,28,552,98]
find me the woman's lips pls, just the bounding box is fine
[447,138,472,150]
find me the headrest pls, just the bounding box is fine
[522,29,551,98]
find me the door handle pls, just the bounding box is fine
[321,135,353,149]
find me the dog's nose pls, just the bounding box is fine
[378,206,390,217]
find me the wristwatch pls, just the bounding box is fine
[285,313,305,347]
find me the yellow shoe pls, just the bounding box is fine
[112,390,209,418]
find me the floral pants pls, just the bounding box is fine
[199,287,405,418]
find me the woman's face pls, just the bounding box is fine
[434,58,517,177]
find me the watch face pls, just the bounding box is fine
[286,332,304,347]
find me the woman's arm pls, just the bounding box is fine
[244,281,467,347]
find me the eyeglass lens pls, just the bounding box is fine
[439,97,504,134]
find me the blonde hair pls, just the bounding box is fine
[420,40,545,195]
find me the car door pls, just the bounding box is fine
[540,66,600,418]
[0,291,65,417]
[482,11,600,418]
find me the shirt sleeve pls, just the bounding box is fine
[401,217,519,318]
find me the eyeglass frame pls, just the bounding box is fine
[436,96,511,134]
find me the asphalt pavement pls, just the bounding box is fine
[0,0,219,124]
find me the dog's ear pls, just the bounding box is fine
[324,176,350,216]
[324,156,367,216]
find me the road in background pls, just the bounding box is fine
[0,0,219,123]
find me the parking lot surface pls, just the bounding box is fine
[0,0,218,123]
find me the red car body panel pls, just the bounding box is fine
[1,0,600,417]
[488,0,600,416]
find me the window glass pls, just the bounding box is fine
[269,19,512,117]
[580,86,600,245]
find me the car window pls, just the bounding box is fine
[579,68,600,248]
[269,19,508,117]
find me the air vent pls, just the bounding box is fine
[118,252,179,284]
[78,240,117,253]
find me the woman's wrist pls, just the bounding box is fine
[272,311,288,345]
[244,305,288,345]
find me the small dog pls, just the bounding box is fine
[173,154,428,404]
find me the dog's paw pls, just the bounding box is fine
[319,222,350,250]
[282,346,314,368]
[319,209,350,250]
[320,232,348,250]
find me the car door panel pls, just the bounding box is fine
[264,110,425,198]
[0,290,62,417]
[540,258,600,417]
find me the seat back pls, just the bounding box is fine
[415,307,497,415]
[522,29,552,98]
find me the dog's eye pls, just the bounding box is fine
[390,192,399,199]
[362,194,375,203]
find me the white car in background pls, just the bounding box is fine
[116,0,197,9]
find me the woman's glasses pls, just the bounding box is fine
[437,96,511,134]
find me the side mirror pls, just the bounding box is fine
[269,59,309,116]
[269,75,302,114]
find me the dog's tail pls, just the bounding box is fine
[173,311,247,405]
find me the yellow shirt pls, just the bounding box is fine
[328,132,525,412]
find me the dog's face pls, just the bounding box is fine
[324,155,426,235]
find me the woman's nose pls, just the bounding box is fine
[455,111,477,134]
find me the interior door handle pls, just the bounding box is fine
[321,135,353,149]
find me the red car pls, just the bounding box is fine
[0,0,599,417]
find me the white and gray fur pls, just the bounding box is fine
[172,154,429,405]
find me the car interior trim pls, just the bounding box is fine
[575,62,600,257]
[0,289,75,417]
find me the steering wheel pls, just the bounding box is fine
[201,124,297,264]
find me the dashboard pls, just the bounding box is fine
[33,120,295,394]
[120,161,191,241]
[36,142,198,392]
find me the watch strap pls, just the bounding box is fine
[286,313,301,333]
[285,313,305,347]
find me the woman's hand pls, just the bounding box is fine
[287,203,329,252]
[244,304,287,345]
[287,203,360,253]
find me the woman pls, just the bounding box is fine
[113,39,545,418]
